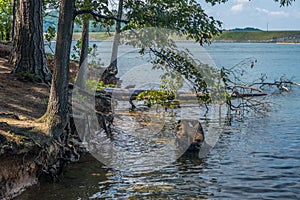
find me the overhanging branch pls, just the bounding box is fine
[74,9,129,23]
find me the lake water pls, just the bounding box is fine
[17,42,300,199]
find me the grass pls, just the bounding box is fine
[213,31,300,42]
[72,32,114,41]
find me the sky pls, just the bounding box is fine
[203,0,300,30]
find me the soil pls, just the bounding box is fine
[0,43,80,200]
[0,58,49,119]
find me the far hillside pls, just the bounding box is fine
[214,30,300,43]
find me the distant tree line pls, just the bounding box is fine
[225,27,262,32]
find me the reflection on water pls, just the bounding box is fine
[77,101,226,174]
[16,43,300,199]
[16,95,300,199]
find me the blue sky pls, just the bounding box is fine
[203,0,300,30]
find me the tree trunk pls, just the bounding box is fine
[77,18,89,89]
[110,0,123,68]
[9,0,16,64]
[40,0,75,138]
[11,0,52,83]
[11,0,16,41]
[101,0,123,85]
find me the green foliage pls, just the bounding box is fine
[71,39,82,61]
[45,26,56,41]
[44,26,56,54]
[75,0,115,30]
[273,0,295,6]
[85,79,115,93]
[71,39,94,61]
[151,47,211,103]
[136,72,182,109]
[123,0,223,45]
[136,89,176,109]
[120,26,227,106]
[0,0,12,40]
[44,0,294,110]
[160,74,183,95]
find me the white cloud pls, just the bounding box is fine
[256,7,289,17]
[270,11,289,17]
[235,0,249,3]
[231,0,250,12]
[255,7,269,14]
[231,4,244,12]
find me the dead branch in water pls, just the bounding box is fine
[223,58,300,116]
[251,80,300,92]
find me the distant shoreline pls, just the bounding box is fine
[67,31,300,44]
[212,40,300,44]
[212,30,300,43]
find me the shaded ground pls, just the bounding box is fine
[0,44,81,199]
[0,57,52,143]
[0,46,79,133]
[0,54,51,199]
[0,57,50,120]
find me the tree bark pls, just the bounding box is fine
[11,0,16,41]
[11,0,52,83]
[40,0,75,138]
[101,0,123,84]
[110,0,123,68]
[8,0,16,64]
[77,18,89,89]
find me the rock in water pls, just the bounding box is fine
[175,119,205,152]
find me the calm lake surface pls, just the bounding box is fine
[17,43,300,199]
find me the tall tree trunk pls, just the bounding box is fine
[101,0,123,84]
[11,0,15,41]
[9,0,16,64]
[11,0,52,83]
[40,0,75,138]
[110,0,123,68]
[77,18,89,89]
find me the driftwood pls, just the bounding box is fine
[225,80,300,115]
[252,81,300,92]
[228,85,267,98]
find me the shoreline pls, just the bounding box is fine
[55,38,300,44]
[66,31,300,44]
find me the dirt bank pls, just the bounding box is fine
[0,52,81,199]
